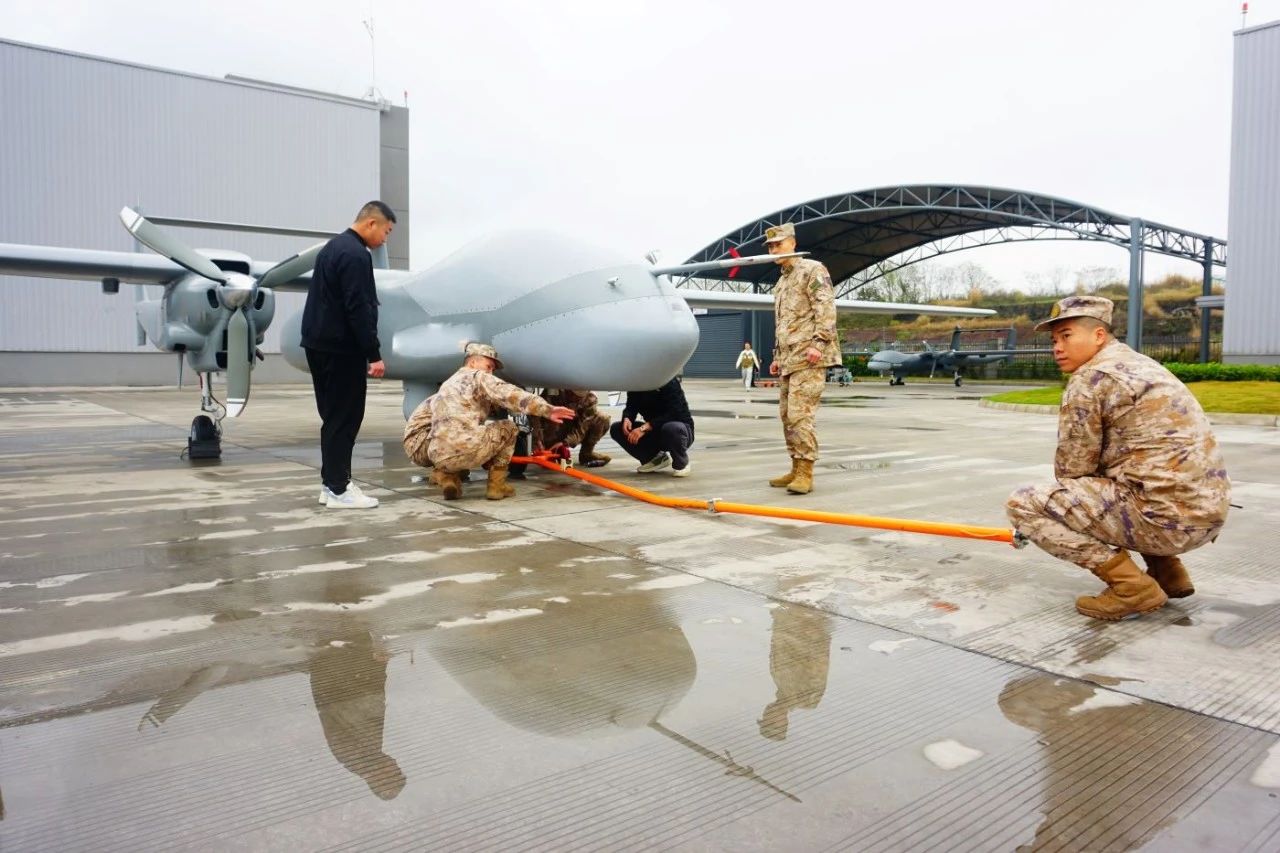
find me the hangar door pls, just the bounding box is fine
[684,311,749,378]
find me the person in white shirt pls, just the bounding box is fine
[735,341,762,389]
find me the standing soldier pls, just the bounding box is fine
[530,389,613,468]
[428,343,575,500]
[1006,295,1231,620]
[765,223,842,494]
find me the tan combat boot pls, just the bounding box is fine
[436,470,463,500]
[769,459,799,488]
[1141,553,1195,598]
[578,440,611,468]
[1075,551,1168,620]
[786,460,814,495]
[485,466,516,500]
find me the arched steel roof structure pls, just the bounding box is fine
[682,184,1226,293]
[680,184,1228,353]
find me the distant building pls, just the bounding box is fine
[0,38,409,385]
[1224,19,1280,364]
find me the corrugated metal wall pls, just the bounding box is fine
[684,312,748,378]
[1224,21,1280,364]
[0,39,383,355]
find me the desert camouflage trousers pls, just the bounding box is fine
[403,428,431,468]
[532,412,609,452]
[779,367,826,461]
[428,421,519,473]
[1006,477,1222,570]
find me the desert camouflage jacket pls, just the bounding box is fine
[772,258,841,375]
[429,369,552,452]
[1056,339,1230,527]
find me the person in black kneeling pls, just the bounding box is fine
[610,376,695,477]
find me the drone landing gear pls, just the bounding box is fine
[188,414,221,459]
[954,372,964,388]
[187,372,225,460]
[890,377,905,386]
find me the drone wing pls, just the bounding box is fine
[678,290,997,317]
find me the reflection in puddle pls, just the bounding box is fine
[998,674,1237,849]
[758,601,834,742]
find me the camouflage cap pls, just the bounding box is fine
[464,341,505,369]
[762,222,796,244]
[1034,295,1115,332]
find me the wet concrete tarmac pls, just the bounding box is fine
[1,381,1279,851]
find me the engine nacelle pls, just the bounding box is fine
[137,274,277,372]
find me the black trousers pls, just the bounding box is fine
[610,421,693,469]
[306,348,368,493]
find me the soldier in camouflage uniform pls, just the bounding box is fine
[1006,295,1231,620]
[763,222,842,494]
[427,343,576,500]
[530,389,613,467]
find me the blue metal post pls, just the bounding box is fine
[1200,240,1214,363]
[1127,218,1145,350]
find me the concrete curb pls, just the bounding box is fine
[978,398,1279,427]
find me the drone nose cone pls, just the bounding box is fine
[495,293,698,390]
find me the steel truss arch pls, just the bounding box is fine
[681,185,1227,299]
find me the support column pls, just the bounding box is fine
[1200,241,1214,364]
[1127,218,1145,351]
[751,280,761,354]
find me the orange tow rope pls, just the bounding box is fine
[512,452,1023,547]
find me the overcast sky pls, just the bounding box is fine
[5,0,1275,291]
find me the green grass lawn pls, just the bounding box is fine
[986,381,1280,415]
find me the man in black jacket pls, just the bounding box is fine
[302,200,396,509]
[609,377,695,477]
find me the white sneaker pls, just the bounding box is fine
[670,461,691,477]
[636,452,671,473]
[319,481,368,503]
[324,486,378,509]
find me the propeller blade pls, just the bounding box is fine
[255,242,326,291]
[120,207,227,284]
[225,309,251,417]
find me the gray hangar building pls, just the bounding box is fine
[0,38,409,386]
[1224,18,1280,365]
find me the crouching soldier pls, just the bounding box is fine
[1006,296,1231,621]
[530,389,612,468]
[428,343,575,500]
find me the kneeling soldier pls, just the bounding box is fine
[531,389,612,468]
[428,343,575,500]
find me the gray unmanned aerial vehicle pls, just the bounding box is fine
[0,209,993,457]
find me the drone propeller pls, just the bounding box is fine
[255,242,325,291]
[121,207,228,284]
[119,207,316,418]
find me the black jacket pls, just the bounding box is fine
[301,229,381,361]
[623,377,694,434]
